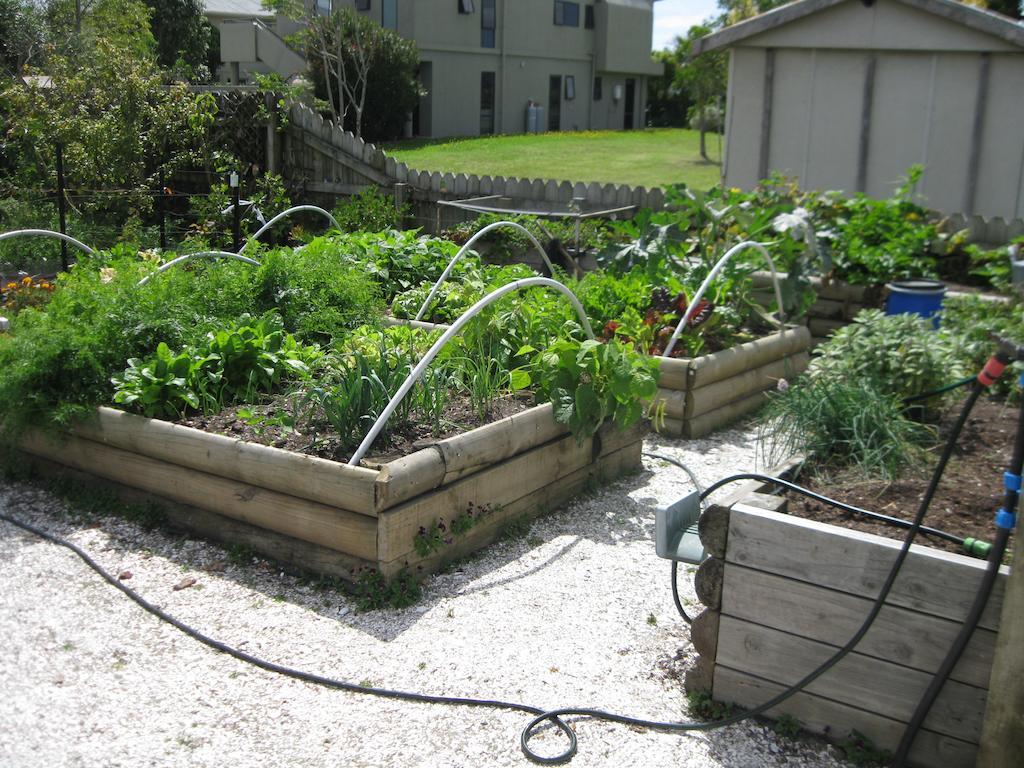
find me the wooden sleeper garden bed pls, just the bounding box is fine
[22,404,644,581]
[652,326,812,438]
[686,484,1007,768]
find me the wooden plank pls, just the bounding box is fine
[654,415,684,437]
[373,448,447,512]
[655,356,690,391]
[716,616,988,743]
[977,534,1024,767]
[377,429,602,564]
[683,389,769,439]
[809,317,847,339]
[73,407,379,517]
[22,454,374,582]
[697,505,730,559]
[22,431,378,562]
[721,564,997,688]
[713,667,977,768]
[726,506,1008,630]
[688,327,811,389]
[695,557,724,610]
[432,404,569,483]
[378,441,641,576]
[685,352,809,417]
[649,387,687,420]
[684,654,715,693]
[691,609,720,658]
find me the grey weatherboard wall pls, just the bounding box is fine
[696,0,1024,227]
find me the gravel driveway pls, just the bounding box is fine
[0,423,857,768]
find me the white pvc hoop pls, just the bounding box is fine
[414,220,556,322]
[137,251,261,286]
[0,229,95,256]
[661,241,786,359]
[239,205,341,254]
[349,276,594,466]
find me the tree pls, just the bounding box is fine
[0,0,47,76]
[264,1,419,140]
[673,24,728,163]
[143,0,212,80]
[645,49,690,128]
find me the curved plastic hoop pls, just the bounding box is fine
[414,221,556,322]
[0,229,95,256]
[239,206,341,254]
[661,241,786,359]
[137,251,261,286]
[349,277,594,466]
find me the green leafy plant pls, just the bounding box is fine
[686,690,738,721]
[772,713,804,740]
[837,729,892,766]
[811,309,966,403]
[352,567,421,611]
[413,502,495,558]
[523,338,660,442]
[941,294,1024,401]
[331,186,409,233]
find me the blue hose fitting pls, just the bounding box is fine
[1004,472,1022,492]
[995,508,1017,530]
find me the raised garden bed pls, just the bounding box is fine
[651,326,811,438]
[752,272,883,345]
[21,404,644,582]
[686,477,1008,768]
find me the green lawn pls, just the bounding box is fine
[382,129,724,191]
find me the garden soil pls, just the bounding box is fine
[785,397,1018,558]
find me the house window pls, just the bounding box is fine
[554,1,579,27]
[481,0,495,47]
[480,71,495,135]
[315,0,331,15]
[585,5,594,29]
[355,0,370,11]
[459,0,475,12]
[593,76,602,101]
[383,0,396,28]
[565,75,575,100]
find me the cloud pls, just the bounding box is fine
[652,1,720,51]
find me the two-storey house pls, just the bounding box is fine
[206,0,662,138]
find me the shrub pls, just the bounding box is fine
[810,309,966,403]
[331,187,408,233]
[252,245,382,342]
[941,294,1024,401]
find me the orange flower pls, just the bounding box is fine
[21,276,32,285]
[4,282,16,291]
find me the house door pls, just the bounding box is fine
[414,62,433,137]
[623,78,636,129]
[548,75,562,132]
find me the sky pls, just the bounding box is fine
[652,0,722,51]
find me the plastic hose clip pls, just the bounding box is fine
[1005,472,1022,493]
[994,508,1017,530]
[977,356,1008,388]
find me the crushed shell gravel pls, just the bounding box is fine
[0,423,858,768]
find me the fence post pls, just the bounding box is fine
[229,171,241,252]
[55,142,68,271]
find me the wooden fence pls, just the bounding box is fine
[687,487,1009,767]
[279,103,1022,244]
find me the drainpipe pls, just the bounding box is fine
[588,54,595,130]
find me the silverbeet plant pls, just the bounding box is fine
[518,338,660,442]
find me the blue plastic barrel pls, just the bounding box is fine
[885,278,946,326]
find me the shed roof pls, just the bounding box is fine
[694,0,1024,54]
[202,0,273,19]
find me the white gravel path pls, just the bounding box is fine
[0,423,857,768]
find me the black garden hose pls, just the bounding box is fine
[892,365,1024,765]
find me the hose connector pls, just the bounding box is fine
[962,537,992,558]
[994,508,1017,530]
[977,355,1008,388]
[1004,472,1022,493]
